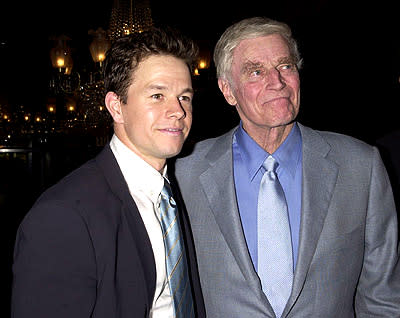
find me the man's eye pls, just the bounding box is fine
[251,69,262,76]
[151,94,163,100]
[278,63,295,71]
[178,95,191,102]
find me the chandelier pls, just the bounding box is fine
[109,0,153,40]
[47,0,153,133]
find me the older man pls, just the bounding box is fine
[175,17,399,318]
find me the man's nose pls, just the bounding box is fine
[167,98,186,119]
[265,68,286,90]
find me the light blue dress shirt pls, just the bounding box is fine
[233,122,302,270]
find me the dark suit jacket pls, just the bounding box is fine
[11,145,205,318]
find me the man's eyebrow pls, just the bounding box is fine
[145,85,194,95]
[147,84,167,91]
[180,87,194,95]
[240,57,295,74]
[276,56,295,65]
[241,61,264,74]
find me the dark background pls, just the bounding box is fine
[1,0,399,315]
[1,0,400,140]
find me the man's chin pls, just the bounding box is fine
[162,146,184,159]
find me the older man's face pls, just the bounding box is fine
[221,34,300,139]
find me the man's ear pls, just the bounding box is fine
[218,78,237,106]
[105,92,124,124]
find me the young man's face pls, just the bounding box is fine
[107,55,193,171]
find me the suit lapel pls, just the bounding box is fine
[95,145,157,299]
[285,124,339,313]
[199,128,266,299]
[193,124,339,317]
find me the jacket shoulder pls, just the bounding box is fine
[318,130,373,151]
[300,124,376,158]
[21,149,123,234]
[39,158,108,204]
[176,128,236,168]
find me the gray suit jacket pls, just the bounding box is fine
[174,123,400,318]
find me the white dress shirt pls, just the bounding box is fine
[110,134,174,318]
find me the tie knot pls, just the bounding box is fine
[161,179,176,206]
[263,155,278,173]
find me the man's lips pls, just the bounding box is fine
[264,96,289,104]
[158,127,184,135]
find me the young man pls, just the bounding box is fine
[11,27,205,318]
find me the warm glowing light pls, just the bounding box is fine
[194,68,200,76]
[36,116,41,122]
[68,105,75,111]
[198,60,207,69]
[64,67,72,75]
[3,114,8,120]
[24,116,29,121]
[99,106,104,111]
[57,58,65,68]
[48,106,55,113]
[97,53,105,62]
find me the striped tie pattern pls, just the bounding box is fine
[160,179,195,318]
[257,155,293,318]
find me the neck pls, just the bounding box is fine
[113,130,167,174]
[245,122,294,154]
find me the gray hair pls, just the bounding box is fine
[213,17,303,81]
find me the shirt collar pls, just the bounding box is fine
[110,134,167,202]
[273,123,302,178]
[234,122,302,180]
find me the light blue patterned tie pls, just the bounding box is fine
[257,155,293,318]
[160,179,195,318]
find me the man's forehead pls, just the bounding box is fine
[236,34,286,48]
[234,35,290,58]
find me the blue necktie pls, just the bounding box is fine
[257,155,293,318]
[160,179,195,318]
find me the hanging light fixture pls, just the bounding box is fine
[49,35,73,74]
[89,28,111,67]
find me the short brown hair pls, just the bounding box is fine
[103,27,199,104]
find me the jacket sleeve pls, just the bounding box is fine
[11,200,97,318]
[355,147,400,317]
